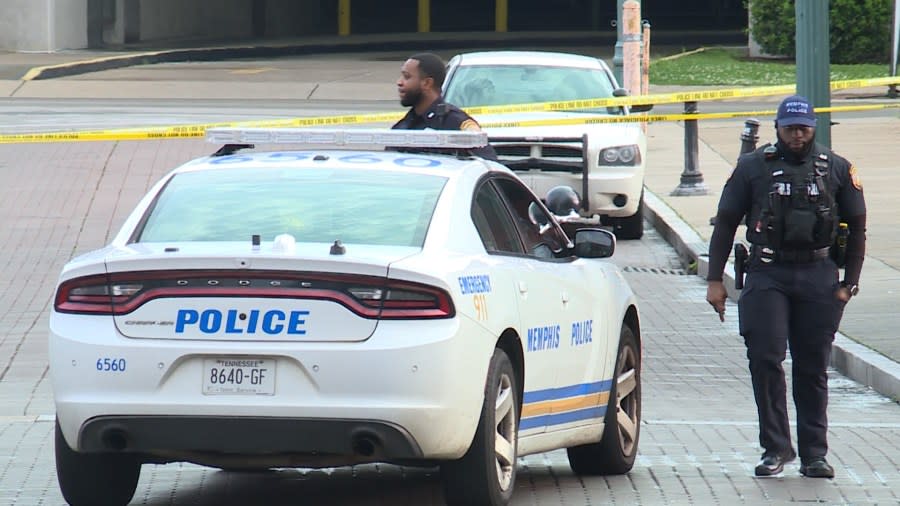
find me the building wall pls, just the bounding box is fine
[0,0,88,52]
[137,0,253,42]
[265,0,331,37]
[130,0,328,43]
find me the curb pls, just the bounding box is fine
[24,35,624,81]
[643,187,900,402]
[20,30,748,81]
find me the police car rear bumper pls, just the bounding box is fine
[50,314,493,461]
[79,415,423,461]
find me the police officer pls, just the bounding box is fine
[392,52,498,161]
[706,95,866,479]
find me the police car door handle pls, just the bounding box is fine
[561,292,570,304]
[517,281,528,294]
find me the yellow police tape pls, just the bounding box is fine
[479,103,900,127]
[1,76,898,144]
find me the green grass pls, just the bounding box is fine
[650,47,890,86]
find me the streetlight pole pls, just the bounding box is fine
[795,0,831,147]
[613,0,630,85]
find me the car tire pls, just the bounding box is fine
[441,348,519,506]
[566,324,641,475]
[55,420,141,506]
[614,191,644,240]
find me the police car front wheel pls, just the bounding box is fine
[567,324,641,474]
[441,348,519,506]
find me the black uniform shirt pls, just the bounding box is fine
[391,97,498,161]
[708,141,867,283]
[718,142,866,241]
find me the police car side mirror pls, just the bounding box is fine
[573,228,615,258]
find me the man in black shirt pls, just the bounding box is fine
[392,53,498,161]
[706,95,866,479]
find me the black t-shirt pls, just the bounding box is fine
[391,97,498,161]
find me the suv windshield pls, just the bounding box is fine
[445,64,617,112]
[137,167,447,247]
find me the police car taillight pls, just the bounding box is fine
[55,271,454,319]
[55,274,141,315]
[347,282,454,319]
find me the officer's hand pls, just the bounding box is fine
[706,281,728,322]
[834,285,852,303]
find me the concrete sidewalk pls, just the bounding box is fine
[1,37,898,401]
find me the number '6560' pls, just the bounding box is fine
[96,358,127,372]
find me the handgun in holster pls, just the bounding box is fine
[734,243,749,290]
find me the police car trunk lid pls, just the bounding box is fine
[105,243,421,342]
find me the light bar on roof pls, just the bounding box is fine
[206,128,489,148]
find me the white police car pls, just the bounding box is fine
[443,50,652,239]
[49,128,642,506]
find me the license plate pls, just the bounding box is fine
[202,357,275,395]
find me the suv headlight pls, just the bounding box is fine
[598,145,641,166]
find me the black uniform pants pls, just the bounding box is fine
[737,257,846,459]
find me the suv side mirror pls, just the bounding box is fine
[573,228,616,258]
[612,87,653,113]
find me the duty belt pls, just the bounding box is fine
[750,246,831,264]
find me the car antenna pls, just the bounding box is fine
[212,143,255,157]
[330,240,346,255]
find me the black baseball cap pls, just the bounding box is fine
[776,95,817,128]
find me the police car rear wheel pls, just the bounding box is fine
[55,420,141,506]
[567,324,641,475]
[441,348,519,506]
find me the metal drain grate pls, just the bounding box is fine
[622,266,688,276]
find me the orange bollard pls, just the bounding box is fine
[621,0,641,96]
[641,20,651,96]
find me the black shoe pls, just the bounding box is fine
[800,457,835,478]
[754,449,797,477]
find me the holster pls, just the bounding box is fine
[734,243,749,290]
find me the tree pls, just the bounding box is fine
[748,0,892,63]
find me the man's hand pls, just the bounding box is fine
[834,285,852,303]
[707,281,728,322]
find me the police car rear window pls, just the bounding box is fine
[136,167,447,247]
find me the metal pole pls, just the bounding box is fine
[739,118,761,158]
[671,101,709,196]
[613,0,625,84]
[338,0,351,36]
[418,0,430,33]
[795,0,831,147]
[891,0,899,97]
[495,0,508,32]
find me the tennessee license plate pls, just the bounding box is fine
[202,357,275,395]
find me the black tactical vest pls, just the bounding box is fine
[758,146,837,250]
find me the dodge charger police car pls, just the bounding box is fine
[49,128,642,506]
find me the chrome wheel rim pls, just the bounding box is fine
[494,373,516,491]
[614,344,639,456]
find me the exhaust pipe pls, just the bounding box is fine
[101,428,129,451]
[351,433,380,457]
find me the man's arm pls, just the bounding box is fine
[707,209,742,321]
